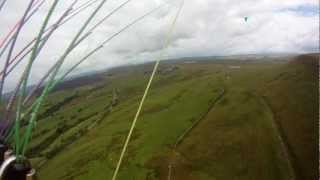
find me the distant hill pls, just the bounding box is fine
[41,53,309,92]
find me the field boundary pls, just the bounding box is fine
[167,88,225,180]
[260,95,297,180]
[174,88,225,147]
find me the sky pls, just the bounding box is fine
[0,0,319,92]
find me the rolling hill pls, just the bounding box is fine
[24,54,318,180]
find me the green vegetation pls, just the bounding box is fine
[26,55,318,180]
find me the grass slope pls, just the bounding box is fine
[24,55,318,180]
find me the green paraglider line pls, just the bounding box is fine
[14,0,60,159]
[20,0,110,156]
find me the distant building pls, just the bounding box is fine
[184,61,197,64]
[228,66,241,69]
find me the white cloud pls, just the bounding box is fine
[0,0,318,92]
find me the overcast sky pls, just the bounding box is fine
[0,0,319,91]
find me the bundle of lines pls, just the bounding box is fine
[0,0,181,179]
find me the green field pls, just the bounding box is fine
[26,54,318,180]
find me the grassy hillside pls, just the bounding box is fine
[25,54,318,180]
[261,54,319,180]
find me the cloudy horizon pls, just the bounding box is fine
[0,0,319,92]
